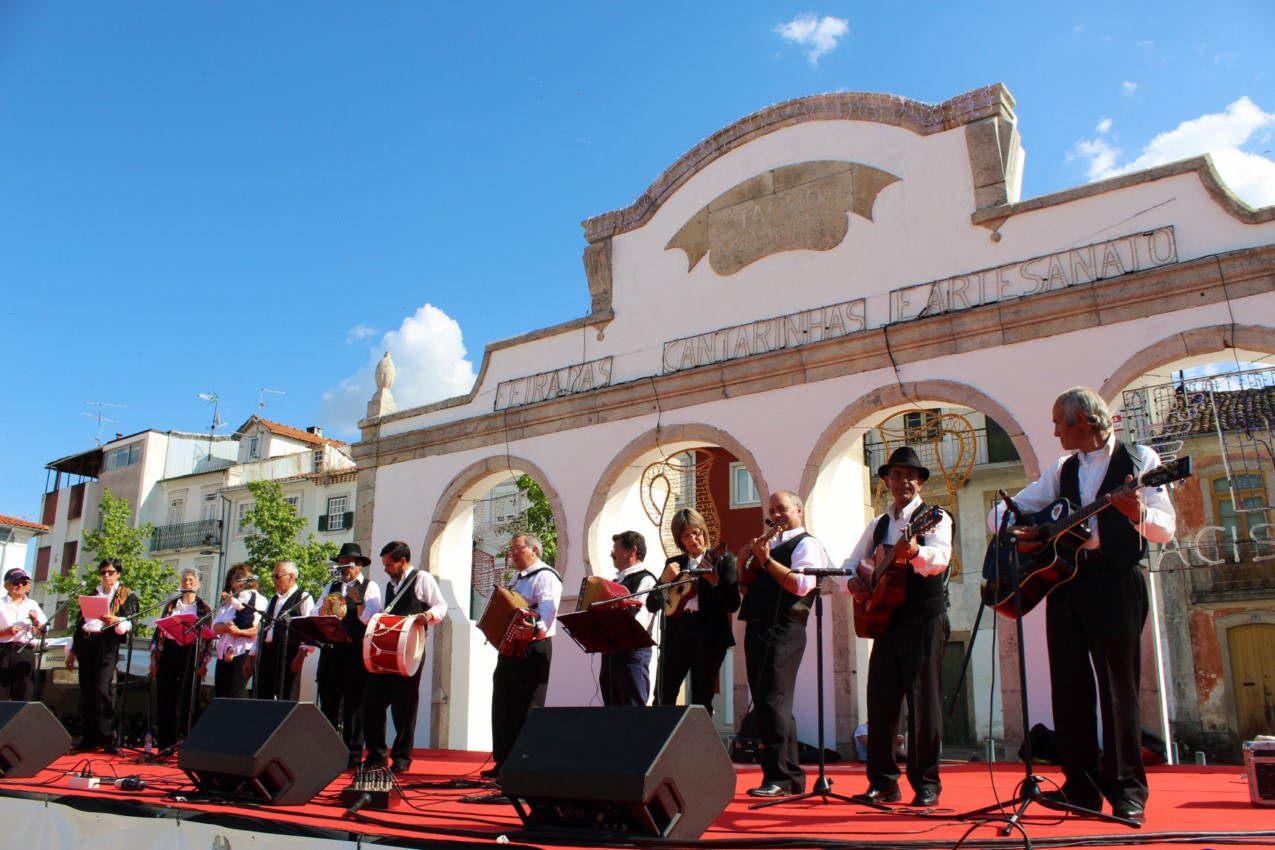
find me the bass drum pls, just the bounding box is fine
[362,613,427,677]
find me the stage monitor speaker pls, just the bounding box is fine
[500,705,735,840]
[178,699,345,805]
[0,701,71,778]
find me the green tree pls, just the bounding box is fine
[240,480,339,597]
[495,474,557,566]
[46,487,176,637]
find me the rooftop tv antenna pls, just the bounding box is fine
[257,387,287,412]
[83,402,127,446]
[198,392,226,445]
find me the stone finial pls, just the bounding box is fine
[368,352,397,419]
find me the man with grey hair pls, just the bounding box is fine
[149,568,213,752]
[483,532,562,781]
[989,387,1176,823]
[249,560,315,701]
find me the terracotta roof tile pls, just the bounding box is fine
[255,418,348,448]
[0,514,49,533]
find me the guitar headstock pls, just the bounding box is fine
[907,505,945,539]
[1141,456,1193,488]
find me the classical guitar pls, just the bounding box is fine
[980,456,1193,617]
[852,505,945,639]
[663,543,726,617]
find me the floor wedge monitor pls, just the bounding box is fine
[500,705,735,840]
[178,699,345,805]
[0,701,71,778]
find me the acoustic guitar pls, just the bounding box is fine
[852,505,945,639]
[980,456,1192,617]
[662,543,726,617]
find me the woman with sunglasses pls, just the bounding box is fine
[67,558,139,753]
[0,567,47,700]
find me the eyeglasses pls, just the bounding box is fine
[7,579,29,586]
[99,569,118,576]
[272,573,291,580]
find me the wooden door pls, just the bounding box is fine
[1228,623,1275,741]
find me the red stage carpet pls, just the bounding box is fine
[0,748,1270,849]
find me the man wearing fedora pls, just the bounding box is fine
[843,446,952,808]
[317,542,382,769]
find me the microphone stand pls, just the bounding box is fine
[750,568,883,811]
[143,599,212,763]
[33,586,86,704]
[957,509,1139,831]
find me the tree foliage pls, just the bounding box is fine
[45,487,176,636]
[240,480,339,596]
[495,474,557,566]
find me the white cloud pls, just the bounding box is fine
[774,14,849,64]
[1121,81,1138,98]
[345,323,378,343]
[320,304,478,436]
[1071,97,1275,208]
[1096,118,1113,134]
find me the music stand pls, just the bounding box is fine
[143,610,216,763]
[957,509,1139,832]
[289,615,353,649]
[558,605,655,654]
[750,569,881,811]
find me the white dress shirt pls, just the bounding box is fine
[0,595,47,646]
[841,494,954,583]
[383,568,448,624]
[510,560,563,638]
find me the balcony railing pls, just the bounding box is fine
[1185,539,1275,601]
[150,519,223,553]
[864,427,1020,472]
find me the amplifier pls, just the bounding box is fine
[1243,739,1275,808]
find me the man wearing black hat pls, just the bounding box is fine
[843,446,952,807]
[317,542,381,768]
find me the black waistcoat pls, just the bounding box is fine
[1060,441,1146,568]
[738,532,817,625]
[871,502,948,622]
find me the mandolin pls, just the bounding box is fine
[739,519,787,591]
[663,541,727,617]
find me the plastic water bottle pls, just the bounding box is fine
[144,730,154,756]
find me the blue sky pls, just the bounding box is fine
[1,1,1272,520]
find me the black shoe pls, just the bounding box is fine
[391,759,411,774]
[853,785,902,804]
[101,743,119,755]
[1040,788,1103,811]
[909,789,939,807]
[480,766,500,780]
[1112,799,1146,822]
[347,754,362,770]
[362,758,388,773]
[747,783,791,798]
[70,742,97,754]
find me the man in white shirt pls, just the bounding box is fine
[988,387,1176,823]
[362,541,447,773]
[248,560,315,701]
[599,531,656,706]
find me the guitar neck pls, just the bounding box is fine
[1043,478,1136,538]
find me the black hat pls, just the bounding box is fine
[334,542,371,566]
[877,446,930,483]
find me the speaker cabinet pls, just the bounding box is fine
[500,706,735,840]
[178,699,345,805]
[0,701,71,778]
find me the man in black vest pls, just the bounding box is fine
[737,490,825,798]
[991,387,1176,823]
[248,560,315,701]
[317,542,382,769]
[599,530,656,706]
[362,540,447,773]
[844,446,952,807]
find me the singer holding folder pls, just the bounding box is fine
[149,568,213,750]
[67,558,139,753]
[843,446,952,808]
[652,508,739,714]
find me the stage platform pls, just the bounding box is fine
[0,748,1270,850]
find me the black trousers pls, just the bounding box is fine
[865,611,949,795]
[75,634,120,746]
[214,652,250,699]
[744,618,806,793]
[658,612,728,714]
[0,643,36,701]
[154,643,200,748]
[600,647,652,706]
[363,666,425,765]
[255,639,300,701]
[491,639,552,769]
[1046,561,1149,807]
[318,643,367,759]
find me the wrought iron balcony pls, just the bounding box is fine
[863,426,1020,472]
[1186,539,1275,602]
[150,519,223,553]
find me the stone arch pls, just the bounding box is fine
[422,454,568,578]
[801,379,1041,500]
[1100,324,1275,401]
[584,423,767,578]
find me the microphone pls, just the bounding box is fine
[682,567,715,576]
[345,791,372,817]
[114,777,146,791]
[998,489,1024,518]
[764,518,778,529]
